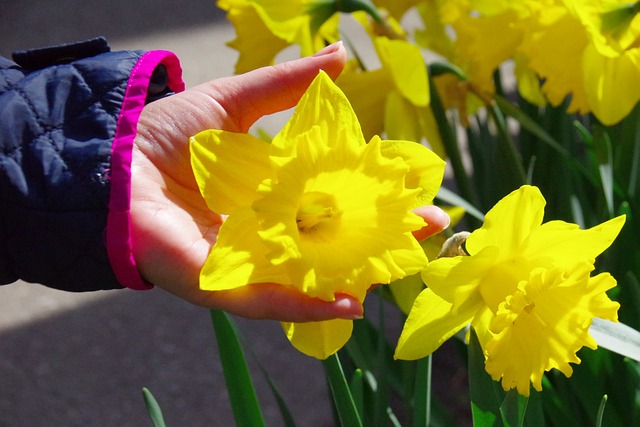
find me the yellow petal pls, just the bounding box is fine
[395,288,479,360]
[336,64,394,141]
[383,91,423,143]
[200,207,289,291]
[190,130,273,214]
[273,70,366,155]
[389,273,425,315]
[220,0,290,73]
[522,6,590,113]
[422,245,497,307]
[282,318,353,359]
[583,44,640,125]
[521,215,626,266]
[466,185,545,259]
[375,37,430,107]
[378,137,446,207]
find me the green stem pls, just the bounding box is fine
[487,102,527,190]
[323,353,364,427]
[428,72,478,209]
[413,356,432,427]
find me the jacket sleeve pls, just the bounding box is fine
[0,37,185,291]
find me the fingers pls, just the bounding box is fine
[193,283,364,323]
[412,205,451,242]
[198,41,348,132]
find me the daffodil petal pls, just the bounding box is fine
[375,37,430,107]
[395,288,478,360]
[583,44,640,125]
[389,273,425,315]
[379,137,446,207]
[220,0,290,73]
[466,185,545,258]
[282,318,353,359]
[200,207,289,291]
[190,130,273,214]
[336,63,394,140]
[422,245,497,306]
[521,215,626,265]
[384,91,423,142]
[273,70,365,155]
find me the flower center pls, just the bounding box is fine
[296,191,343,233]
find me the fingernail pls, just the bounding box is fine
[334,294,364,320]
[313,41,344,57]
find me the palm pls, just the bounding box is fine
[126,44,448,321]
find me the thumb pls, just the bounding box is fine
[195,41,347,133]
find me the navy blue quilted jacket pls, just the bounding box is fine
[0,38,184,291]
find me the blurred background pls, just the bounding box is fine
[0,1,467,425]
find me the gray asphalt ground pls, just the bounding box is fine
[0,2,469,426]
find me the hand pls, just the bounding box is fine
[130,42,450,322]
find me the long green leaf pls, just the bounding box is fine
[323,353,363,427]
[495,95,600,190]
[468,328,504,426]
[349,369,365,421]
[596,395,608,427]
[436,186,485,222]
[499,389,528,427]
[428,66,479,211]
[210,310,266,427]
[487,102,527,191]
[142,387,168,427]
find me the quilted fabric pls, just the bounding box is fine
[0,38,171,291]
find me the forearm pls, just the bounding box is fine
[0,38,184,291]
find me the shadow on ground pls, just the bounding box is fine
[0,286,333,426]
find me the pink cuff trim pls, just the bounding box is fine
[106,51,185,290]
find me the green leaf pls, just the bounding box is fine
[254,359,298,427]
[142,387,167,427]
[413,356,432,427]
[487,102,527,191]
[468,327,505,426]
[592,126,615,216]
[596,395,608,427]
[349,369,365,421]
[428,68,479,214]
[589,318,640,361]
[210,310,266,427]
[495,95,600,190]
[436,186,485,222]
[323,353,363,427]
[499,389,528,427]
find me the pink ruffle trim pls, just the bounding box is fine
[106,51,185,290]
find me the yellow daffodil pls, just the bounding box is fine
[521,0,640,125]
[414,0,535,122]
[395,185,625,396]
[190,71,445,359]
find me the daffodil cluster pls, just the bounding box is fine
[395,185,625,396]
[190,71,445,359]
[219,0,640,126]
[418,0,640,125]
